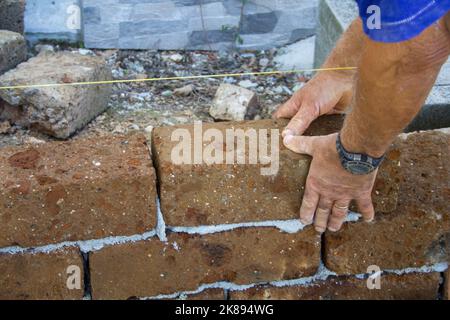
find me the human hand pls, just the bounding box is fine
[283,133,376,232]
[273,71,354,137]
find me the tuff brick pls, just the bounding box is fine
[0,247,84,300]
[152,116,399,226]
[0,52,112,138]
[0,30,27,74]
[90,227,321,299]
[230,273,441,300]
[324,130,450,274]
[0,134,156,247]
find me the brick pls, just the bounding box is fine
[0,30,27,74]
[90,227,321,299]
[0,247,84,300]
[0,134,156,247]
[230,273,440,300]
[324,130,450,274]
[0,0,25,33]
[153,116,398,226]
[0,52,112,139]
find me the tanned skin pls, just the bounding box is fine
[275,14,450,233]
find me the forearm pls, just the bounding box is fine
[341,19,450,157]
[322,18,365,71]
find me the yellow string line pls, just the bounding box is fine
[0,66,357,90]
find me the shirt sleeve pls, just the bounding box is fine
[356,0,450,43]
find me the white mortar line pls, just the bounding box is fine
[141,262,448,299]
[167,212,361,235]
[0,230,157,254]
[0,212,361,254]
[156,196,168,242]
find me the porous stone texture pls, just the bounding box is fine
[152,116,399,226]
[0,51,112,139]
[0,247,84,300]
[0,0,26,33]
[0,30,27,74]
[82,0,317,50]
[90,227,321,299]
[0,134,156,247]
[230,273,441,300]
[314,0,450,131]
[324,130,450,274]
[209,83,259,121]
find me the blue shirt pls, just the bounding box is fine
[356,0,450,42]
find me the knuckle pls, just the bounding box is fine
[332,209,347,218]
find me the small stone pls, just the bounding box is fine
[174,85,195,97]
[259,58,270,67]
[239,80,258,89]
[35,44,55,54]
[165,53,183,63]
[113,125,126,134]
[0,121,11,134]
[129,124,140,131]
[161,90,173,97]
[78,48,94,56]
[209,83,259,121]
[24,137,46,144]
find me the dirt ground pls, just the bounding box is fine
[0,45,311,148]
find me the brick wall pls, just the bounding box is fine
[0,117,448,300]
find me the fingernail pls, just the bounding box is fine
[300,218,313,226]
[315,226,326,233]
[364,218,374,223]
[283,135,293,145]
[328,226,338,232]
[282,129,294,138]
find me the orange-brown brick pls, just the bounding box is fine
[0,247,84,300]
[152,116,398,226]
[230,273,440,300]
[0,134,157,247]
[90,227,320,299]
[324,130,450,274]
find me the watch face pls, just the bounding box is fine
[344,161,376,175]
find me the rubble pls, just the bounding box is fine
[209,83,259,121]
[0,30,27,74]
[0,51,112,139]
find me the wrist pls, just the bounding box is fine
[340,123,387,158]
[336,133,385,175]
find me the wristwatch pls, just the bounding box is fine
[336,133,385,175]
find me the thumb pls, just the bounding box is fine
[282,103,318,137]
[283,135,316,156]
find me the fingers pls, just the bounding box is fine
[273,95,302,120]
[299,183,319,225]
[283,135,316,156]
[282,104,318,137]
[356,197,375,222]
[314,197,333,233]
[328,200,351,232]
